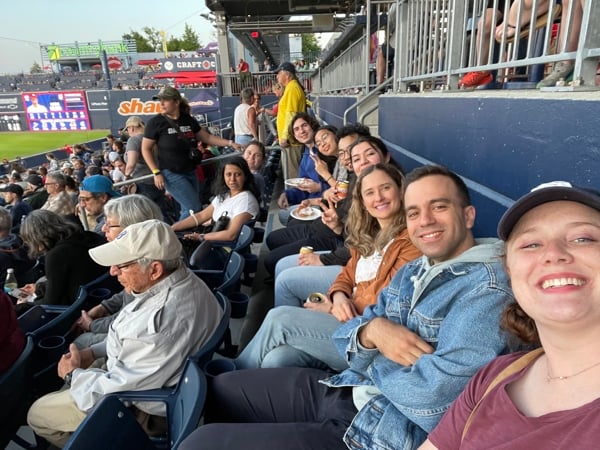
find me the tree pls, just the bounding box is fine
[30,61,43,74]
[302,34,321,61]
[142,27,163,52]
[124,23,201,54]
[169,24,201,51]
[122,30,153,53]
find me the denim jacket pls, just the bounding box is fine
[322,239,514,450]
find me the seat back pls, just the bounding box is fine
[0,336,34,448]
[189,290,231,367]
[167,360,208,449]
[63,396,155,450]
[233,224,255,254]
[215,251,245,294]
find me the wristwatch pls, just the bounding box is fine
[64,370,74,387]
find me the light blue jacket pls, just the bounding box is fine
[323,239,514,450]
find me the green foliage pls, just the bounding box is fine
[124,23,202,54]
[143,27,164,52]
[302,34,321,56]
[30,62,43,74]
[122,30,153,53]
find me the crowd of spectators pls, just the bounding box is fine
[4,54,599,449]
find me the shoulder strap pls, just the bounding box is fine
[162,115,194,147]
[461,347,544,442]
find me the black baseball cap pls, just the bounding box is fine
[274,61,296,75]
[497,181,600,240]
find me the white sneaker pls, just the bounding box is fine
[537,61,575,88]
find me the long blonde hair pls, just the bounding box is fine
[345,163,406,257]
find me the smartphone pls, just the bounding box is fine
[320,198,330,210]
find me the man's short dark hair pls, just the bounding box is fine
[336,123,371,140]
[404,165,471,206]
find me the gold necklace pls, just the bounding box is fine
[546,358,600,382]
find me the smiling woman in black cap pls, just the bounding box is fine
[141,86,242,221]
[420,180,600,450]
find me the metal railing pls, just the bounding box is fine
[219,71,314,96]
[310,0,600,94]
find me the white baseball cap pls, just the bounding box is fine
[89,219,182,266]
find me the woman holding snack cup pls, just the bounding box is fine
[236,163,420,370]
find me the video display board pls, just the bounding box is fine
[22,91,91,131]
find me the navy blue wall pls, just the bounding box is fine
[377,94,600,237]
[316,95,358,127]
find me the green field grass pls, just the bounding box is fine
[0,130,110,159]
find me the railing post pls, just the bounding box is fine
[574,0,600,87]
[446,0,467,89]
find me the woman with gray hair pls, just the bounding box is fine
[40,171,75,216]
[73,194,164,347]
[15,210,105,316]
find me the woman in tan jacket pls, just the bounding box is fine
[235,163,421,371]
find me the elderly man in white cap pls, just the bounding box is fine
[27,219,223,448]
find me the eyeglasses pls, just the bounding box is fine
[78,196,96,202]
[44,182,57,186]
[115,260,140,271]
[103,222,121,229]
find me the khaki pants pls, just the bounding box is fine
[27,388,168,448]
[27,389,88,448]
[282,145,303,180]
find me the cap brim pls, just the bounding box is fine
[498,186,600,240]
[89,240,134,267]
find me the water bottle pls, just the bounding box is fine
[5,268,17,293]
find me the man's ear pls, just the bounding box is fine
[464,205,476,230]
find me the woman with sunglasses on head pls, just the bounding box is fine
[237,163,420,371]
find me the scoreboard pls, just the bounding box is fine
[22,91,91,131]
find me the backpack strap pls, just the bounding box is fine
[461,347,544,442]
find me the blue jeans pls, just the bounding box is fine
[162,169,201,220]
[234,306,348,371]
[235,135,254,146]
[274,254,342,307]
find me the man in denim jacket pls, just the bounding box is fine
[179,165,514,450]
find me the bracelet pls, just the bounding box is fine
[327,175,334,183]
[152,169,161,175]
[190,212,200,227]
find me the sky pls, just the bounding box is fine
[1,0,215,74]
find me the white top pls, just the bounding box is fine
[211,190,260,221]
[233,103,254,137]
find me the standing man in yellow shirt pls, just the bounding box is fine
[274,62,306,179]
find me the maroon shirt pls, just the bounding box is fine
[430,351,600,449]
[0,291,25,373]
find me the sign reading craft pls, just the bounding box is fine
[22,91,91,131]
[161,57,216,73]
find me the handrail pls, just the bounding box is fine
[343,77,393,125]
[112,153,239,188]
